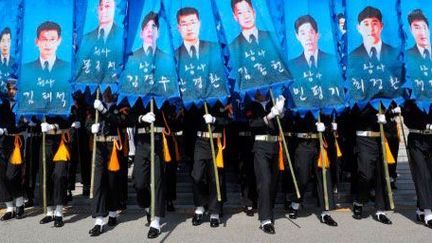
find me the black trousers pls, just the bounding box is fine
[387,134,400,179]
[39,135,68,206]
[354,136,389,210]
[253,141,279,221]
[68,128,91,191]
[24,134,41,202]
[280,136,297,199]
[165,134,181,202]
[238,136,257,208]
[92,141,121,218]
[191,137,222,214]
[408,133,432,209]
[132,134,166,217]
[291,139,335,211]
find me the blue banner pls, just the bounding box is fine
[283,0,346,117]
[16,0,73,117]
[74,0,127,93]
[346,1,404,110]
[331,0,347,72]
[401,0,432,112]
[214,0,291,99]
[118,0,179,108]
[163,0,230,109]
[0,1,22,96]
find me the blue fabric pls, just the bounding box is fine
[401,0,432,112]
[74,0,127,94]
[163,0,230,109]
[0,0,23,97]
[16,0,73,118]
[282,0,346,118]
[214,0,291,101]
[118,0,180,108]
[345,1,405,110]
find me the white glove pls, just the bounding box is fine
[93,100,107,114]
[0,128,5,136]
[203,114,216,124]
[139,112,156,124]
[91,123,100,134]
[41,122,56,133]
[392,106,401,114]
[274,95,286,113]
[426,124,432,130]
[377,114,387,124]
[332,122,338,131]
[266,106,281,121]
[316,122,325,132]
[71,121,81,129]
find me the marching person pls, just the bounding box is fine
[286,112,338,227]
[87,88,127,236]
[403,100,432,228]
[244,92,284,234]
[190,102,231,228]
[0,81,26,220]
[351,104,393,224]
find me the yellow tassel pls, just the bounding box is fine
[216,137,224,168]
[335,139,342,158]
[9,135,23,165]
[384,138,396,164]
[173,135,181,162]
[318,147,330,169]
[53,134,70,162]
[278,139,285,171]
[107,140,120,172]
[163,132,172,163]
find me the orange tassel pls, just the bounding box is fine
[216,129,226,168]
[278,139,285,171]
[318,147,330,169]
[335,139,342,158]
[53,134,70,162]
[9,135,23,165]
[107,140,121,172]
[173,135,181,162]
[163,132,172,163]
[384,137,396,164]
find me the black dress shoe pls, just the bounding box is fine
[416,213,425,223]
[287,206,298,219]
[39,216,54,224]
[107,217,117,226]
[244,206,254,217]
[147,227,161,239]
[425,219,432,228]
[192,213,203,226]
[352,204,363,220]
[375,214,392,225]
[1,212,16,221]
[89,225,104,237]
[210,218,220,228]
[15,206,25,219]
[260,223,275,234]
[167,201,175,212]
[54,216,64,227]
[320,214,338,227]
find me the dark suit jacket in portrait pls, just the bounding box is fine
[122,46,178,96]
[23,58,70,82]
[76,23,124,84]
[288,50,334,76]
[229,29,291,90]
[174,40,228,101]
[405,45,432,98]
[0,57,17,88]
[349,42,399,67]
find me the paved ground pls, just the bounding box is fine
[0,206,431,243]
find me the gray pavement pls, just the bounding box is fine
[0,207,431,243]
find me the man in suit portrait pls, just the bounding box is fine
[406,9,431,63]
[23,21,69,80]
[349,6,399,65]
[76,0,123,83]
[175,7,226,100]
[229,0,290,90]
[124,11,176,95]
[0,27,16,91]
[289,15,334,75]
